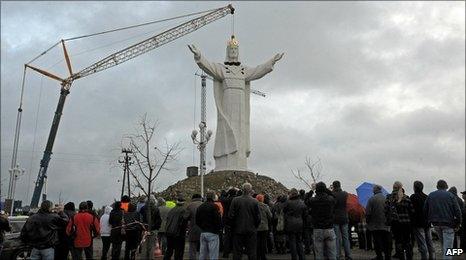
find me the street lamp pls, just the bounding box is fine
[191,74,213,198]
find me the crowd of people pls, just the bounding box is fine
[0,178,464,260]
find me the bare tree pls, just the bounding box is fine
[292,157,323,190]
[124,114,181,259]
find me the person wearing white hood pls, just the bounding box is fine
[100,205,113,260]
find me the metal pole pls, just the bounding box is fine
[126,153,131,196]
[200,75,207,198]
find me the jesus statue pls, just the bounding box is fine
[188,35,284,172]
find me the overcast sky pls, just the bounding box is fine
[1,1,464,207]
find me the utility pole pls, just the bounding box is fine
[191,74,213,198]
[118,148,133,198]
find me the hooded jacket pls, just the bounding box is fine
[100,206,113,237]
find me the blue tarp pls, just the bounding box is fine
[356,182,389,208]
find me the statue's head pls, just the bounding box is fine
[225,35,240,65]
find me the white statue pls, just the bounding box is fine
[188,35,283,171]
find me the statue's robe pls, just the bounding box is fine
[195,54,276,171]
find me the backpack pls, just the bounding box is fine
[276,209,285,232]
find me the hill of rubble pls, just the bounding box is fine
[157,170,289,200]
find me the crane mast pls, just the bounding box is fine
[28,4,234,208]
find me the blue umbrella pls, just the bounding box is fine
[356,182,389,208]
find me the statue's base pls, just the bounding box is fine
[157,170,288,200]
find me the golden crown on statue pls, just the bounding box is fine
[228,35,239,47]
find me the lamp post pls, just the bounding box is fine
[8,165,25,215]
[191,74,213,198]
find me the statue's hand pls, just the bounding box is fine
[188,44,201,59]
[274,53,284,62]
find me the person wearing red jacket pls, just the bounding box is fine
[67,201,100,260]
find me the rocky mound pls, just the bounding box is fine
[157,171,289,200]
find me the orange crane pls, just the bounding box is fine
[22,4,234,207]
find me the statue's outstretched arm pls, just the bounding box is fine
[245,53,284,81]
[188,44,223,80]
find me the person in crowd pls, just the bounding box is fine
[100,205,113,260]
[366,184,392,260]
[308,182,337,260]
[164,194,189,260]
[272,195,287,254]
[385,181,414,260]
[85,200,98,256]
[303,189,314,255]
[214,193,224,217]
[284,188,307,260]
[121,195,131,213]
[20,200,68,260]
[263,193,275,254]
[54,203,71,260]
[228,182,261,260]
[461,190,466,251]
[0,210,11,256]
[109,201,125,260]
[196,190,223,260]
[213,193,225,252]
[137,195,146,213]
[124,203,144,260]
[332,180,352,260]
[299,189,306,201]
[157,198,171,255]
[256,194,272,260]
[67,201,100,260]
[448,186,465,248]
[86,200,98,218]
[222,187,238,258]
[185,193,203,260]
[410,181,435,260]
[425,180,462,260]
[139,194,162,258]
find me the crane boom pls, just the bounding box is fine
[29,4,234,208]
[72,5,234,81]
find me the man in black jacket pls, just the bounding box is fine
[309,182,337,260]
[284,188,307,260]
[332,180,352,260]
[20,200,68,260]
[164,195,188,260]
[228,182,261,260]
[109,201,124,260]
[196,191,223,260]
[410,181,435,260]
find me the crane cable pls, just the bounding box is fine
[26,76,44,202]
[25,6,221,66]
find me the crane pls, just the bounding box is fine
[25,4,234,208]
